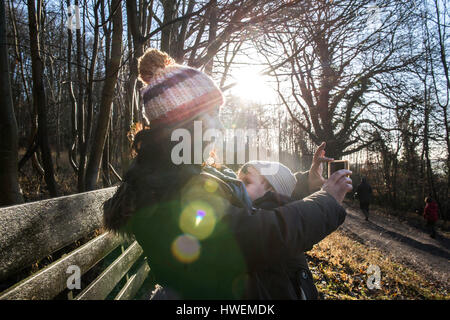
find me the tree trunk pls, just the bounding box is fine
[423,43,437,201]
[79,0,100,192]
[102,131,111,187]
[0,0,23,205]
[204,0,217,75]
[67,0,79,174]
[76,0,86,192]
[27,0,58,197]
[85,0,122,190]
[124,0,144,174]
[423,92,436,200]
[160,0,176,54]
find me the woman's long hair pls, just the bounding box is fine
[103,124,180,235]
[102,118,219,235]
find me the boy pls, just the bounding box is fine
[237,160,319,299]
[237,160,297,201]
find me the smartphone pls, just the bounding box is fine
[328,160,349,178]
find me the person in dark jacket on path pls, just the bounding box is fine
[103,48,353,299]
[356,177,373,221]
[424,196,439,238]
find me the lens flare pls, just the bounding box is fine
[204,179,219,193]
[171,234,201,263]
[179,201,216,240]
[195,210,206,226]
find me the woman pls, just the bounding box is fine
[423,196,438,238]
[103,48,353,299]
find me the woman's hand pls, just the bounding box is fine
[322,169,353,204]
[308,142,334,193]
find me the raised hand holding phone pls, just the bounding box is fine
[308,142,334,193]
[328,160,349,178]
[322,169,353,204]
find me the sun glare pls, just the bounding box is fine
[231,68,276,103]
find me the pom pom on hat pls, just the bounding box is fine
[138,49,175,84]
[138,48,224,126]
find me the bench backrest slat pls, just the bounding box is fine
[75,241,143,300]
[0,187,117,281]
[114,259,150,300]
[0,232,123,300]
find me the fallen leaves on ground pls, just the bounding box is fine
[306,230,448,300]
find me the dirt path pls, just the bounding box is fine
[341,203,450,291]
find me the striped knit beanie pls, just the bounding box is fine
[138,48,224,126]
[245,161,297,198]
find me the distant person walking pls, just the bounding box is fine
[356,177,372,221]
[423,196,439,238]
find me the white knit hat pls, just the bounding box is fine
[244,161,297,198]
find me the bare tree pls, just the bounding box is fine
[0,0,23,205]
[429,0,450,216]
[85,0,123,190]
[257,0,419,158]
[27,0,58,196]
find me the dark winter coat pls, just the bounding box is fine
[356,180,372,205]
[248,190,319,300]
[424,201,439,223]
[125,164,347,299]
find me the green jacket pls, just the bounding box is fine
[125,165,346,299]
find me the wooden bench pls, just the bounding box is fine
[0,187,151,300]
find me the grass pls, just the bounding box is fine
[306,230,449,300]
